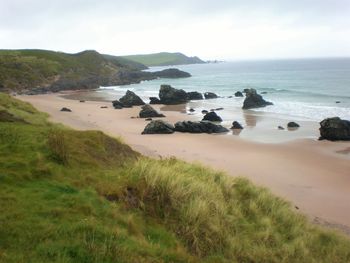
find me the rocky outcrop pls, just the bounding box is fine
[204,92,218,99]
[149,97,162,104]
[242,89,273,109]
[119,90,145,107]
[187,91,203,100]
[174,121,229,134]
[139,105,165,118]
[159,85,188,105]
[153,68,191,78]
[231,121,243,129]
[319,117,350,141]
[141,120,175,134]
[287,122,300,128]
[202,111,223,122]
[235,91,244,97]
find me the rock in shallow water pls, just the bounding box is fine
[202,111,223,122]
[159,85,188,105]
[231,121,244,129]
[141,120,175,134]
[187,91,203,100]
[204,92,218,99]
[242,89,273,109]
[174,121,229,134]
[319,117,350,141]
[287,122,300,128]
[234,91,244,97]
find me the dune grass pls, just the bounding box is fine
[0,93,350,262]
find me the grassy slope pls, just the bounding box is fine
[0,49,146,92]
[122,52,205,67]
[1,93,350,263]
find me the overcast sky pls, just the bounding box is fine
[1,0,350,60]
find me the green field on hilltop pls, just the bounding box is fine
[0,93,350,263]
[122,52,205,67]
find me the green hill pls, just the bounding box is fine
[122,52,205,67]
[0,49,147,93]
[0,93,350,262]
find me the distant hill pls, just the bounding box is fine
[0,49,190,93]
[122,52,205,67]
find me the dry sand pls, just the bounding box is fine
[19,93,350,234]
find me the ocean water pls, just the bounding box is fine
[99,58,350,122]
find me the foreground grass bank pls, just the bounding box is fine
[0,93,349,263]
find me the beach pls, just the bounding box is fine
[19,92,350,234]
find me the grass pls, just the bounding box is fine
[0,92,350,262]
[122,52,205,67]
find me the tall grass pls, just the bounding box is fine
[47,129,69,165]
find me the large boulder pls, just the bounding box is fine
[235,91,244,97]
[319,117,350,141]
[204,92,218,99]
[174,121,229,134]
[242,89,273,109]
[187,91,203,100]
[159,85,188,105]
[149,97,162,104]
[153,68,191,78]
[202,111,223,122]
[139,105,165,118]
[287,122,300,128]
[142,120,175,134]
[112,100,124,109]
[119,90,145,107]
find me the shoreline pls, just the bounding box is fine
[18,92,350,235]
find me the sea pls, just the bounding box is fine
[96,58,350,142]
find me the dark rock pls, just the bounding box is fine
[202,111,223,122]
[261,91,268,94]
[149,97,162,104]
[215,107,224,111]
[142,120,175,134]
[231,121,243,129]
[228,96,233,98]
[278,126,285,130]
[79,100,85,103]
[119,90,145,107]
[60,107,72,112]
[145,118,152,121]
[204,92,218,99]
[336,101,341,104]
[243,88,250,93]
[139,104,165,118]
[174,121,229,134]
[201,110,209,114]
[234,91,244,97]
[319,117,350,141]
[242,89,273,109]
[100,106,108,109]
[153,68,191,78]
[159,85,188,105]
[112,100,123,109]
[287,122,300,128]
[189,108,195,112]
[187,91,203,100]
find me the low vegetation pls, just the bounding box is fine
[122,52,205,67]
[0,93,350,262]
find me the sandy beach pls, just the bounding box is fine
[19,92,350,234]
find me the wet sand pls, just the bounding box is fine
[19,92,350,235]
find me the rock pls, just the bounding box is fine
[142,120,175,134]
[336,101,341,104]
[243,88,250,93]
[153,68,191,78]
[139,104,165,118]
[234,91,244,97]
[159,85,188,105]
[287,122,300,128]
[149,97,162,104]
[242,89,273,109]
[145,118,152,121]
[201,110,209,114]
[228,96,233,98]
[119,90,145,107]
[215,107,224,111]
[319,117,350,141]
[261,91,268,95]
[189,108,195,112]
[79,100,85,103]
[231,121,243,129]
[202,111,223,122]
[187,91,203,100]
[60,107,72,112]
[100,106,108,109]
[278,126,285,130]
[204,92,218,99]
[174,121,229,134]
[112,100,123,109]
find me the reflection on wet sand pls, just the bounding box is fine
[243,110,262,127]
[160,104,187,113]
[231,129,243,136]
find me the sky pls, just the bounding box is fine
[1,0,350,60]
